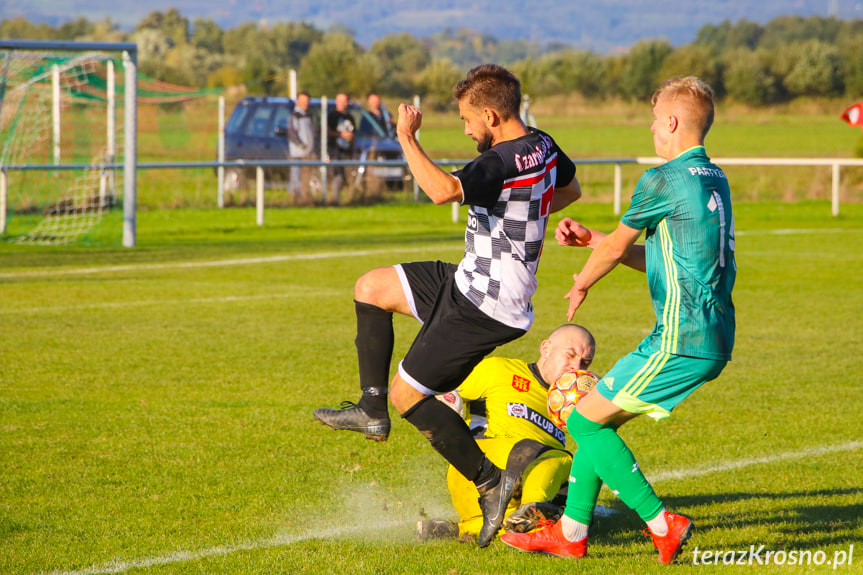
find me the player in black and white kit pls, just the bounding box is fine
[314,64,582,547]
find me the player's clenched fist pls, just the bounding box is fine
[397,104,422,138]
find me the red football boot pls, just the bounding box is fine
[644,511,693,564]
[500,520,587,558]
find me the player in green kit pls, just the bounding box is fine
[501,76,735,564]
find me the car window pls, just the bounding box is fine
[226,104,251,134]
[272,105,292,131]
[356,109,388,138]
[244,105,276,137]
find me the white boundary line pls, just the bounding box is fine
[647,440,863,483]
[735,228,857,236]
[43,440,862,575]
[44,520,411,575]
[0,246,440,279]
[3,291,342,315]
[3,229,859,280]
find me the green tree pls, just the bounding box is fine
[268,21,323,69]
[222,22,259,61]
[0,17,53,40]
[495,39,541,65]
[298,33,362,97]
[695,19,762,51]
[774,40,842,97]
[191,18,223,54]
[130,28,173,80]
[78,19,125,43]
[164,44,222,87]
[839,35,863,97]
[525,50,607,98]
[620,39,673,101]
[135,8,190,47]
[347,52,384,99]
[370,33,431,97]
[55,17,95,41]
[658,44,723,97]
[723,48,780,105]
[416,58,463,109]
[428,28,497,68]
[759,15,841,49]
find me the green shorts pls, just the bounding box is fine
[596,341,727,420]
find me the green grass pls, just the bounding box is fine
[1,202,862,574]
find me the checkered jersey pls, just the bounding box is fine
[453,129,575,330]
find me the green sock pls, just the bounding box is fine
[565,411,664,522]
[563,447,602,524]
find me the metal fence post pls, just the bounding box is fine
[320,95,328,205]
[52,64,60,165]
[832,162,840,217]
[256,166,264,226]
[122,49,137,248]
[218,95,225,208]
[103,58,116,207]
[1,169,7,235]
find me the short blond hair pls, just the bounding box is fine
[651,76,715,139]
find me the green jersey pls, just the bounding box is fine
[621,146,735,360]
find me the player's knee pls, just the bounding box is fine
[390,376,427,415]
[355,267,399,307]
[354,269,383,304]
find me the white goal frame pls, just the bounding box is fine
[0,39,138,247]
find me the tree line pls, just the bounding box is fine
[2,10,862,106]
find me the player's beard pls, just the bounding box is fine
[475,130,493,153]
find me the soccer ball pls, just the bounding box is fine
[547,369,600,431]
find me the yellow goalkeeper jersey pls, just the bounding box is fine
[457,357,566,449]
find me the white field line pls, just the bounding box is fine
[735,228,857,236]
[0,246,439,279]
[2,228,859,280]
[44,520,411,575]
[3,291,342,315]
[43,440,862,575]
[647,439,863,483]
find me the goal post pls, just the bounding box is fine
[0,39,137,247]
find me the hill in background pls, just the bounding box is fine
[5,0,860,52]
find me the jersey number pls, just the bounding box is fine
[712,191,735,268]
[541,187,553,217]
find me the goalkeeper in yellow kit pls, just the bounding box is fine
[418,324,596,541]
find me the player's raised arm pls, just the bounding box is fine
[396,104,464,205]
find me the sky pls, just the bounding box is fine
[4,0,863,52]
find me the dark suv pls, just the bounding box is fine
[221,96,409,194]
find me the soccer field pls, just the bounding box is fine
[1,201,861,574]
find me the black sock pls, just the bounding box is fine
[474,457,501,493]
[403,396,497,484]
[354,300,393,419]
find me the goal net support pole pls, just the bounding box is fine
[122,48,137,247]
[0,39,138,247]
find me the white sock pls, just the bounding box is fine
[560,515,589,542]
[646,509,668,536]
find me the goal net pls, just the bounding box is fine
[0,41,136,246]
